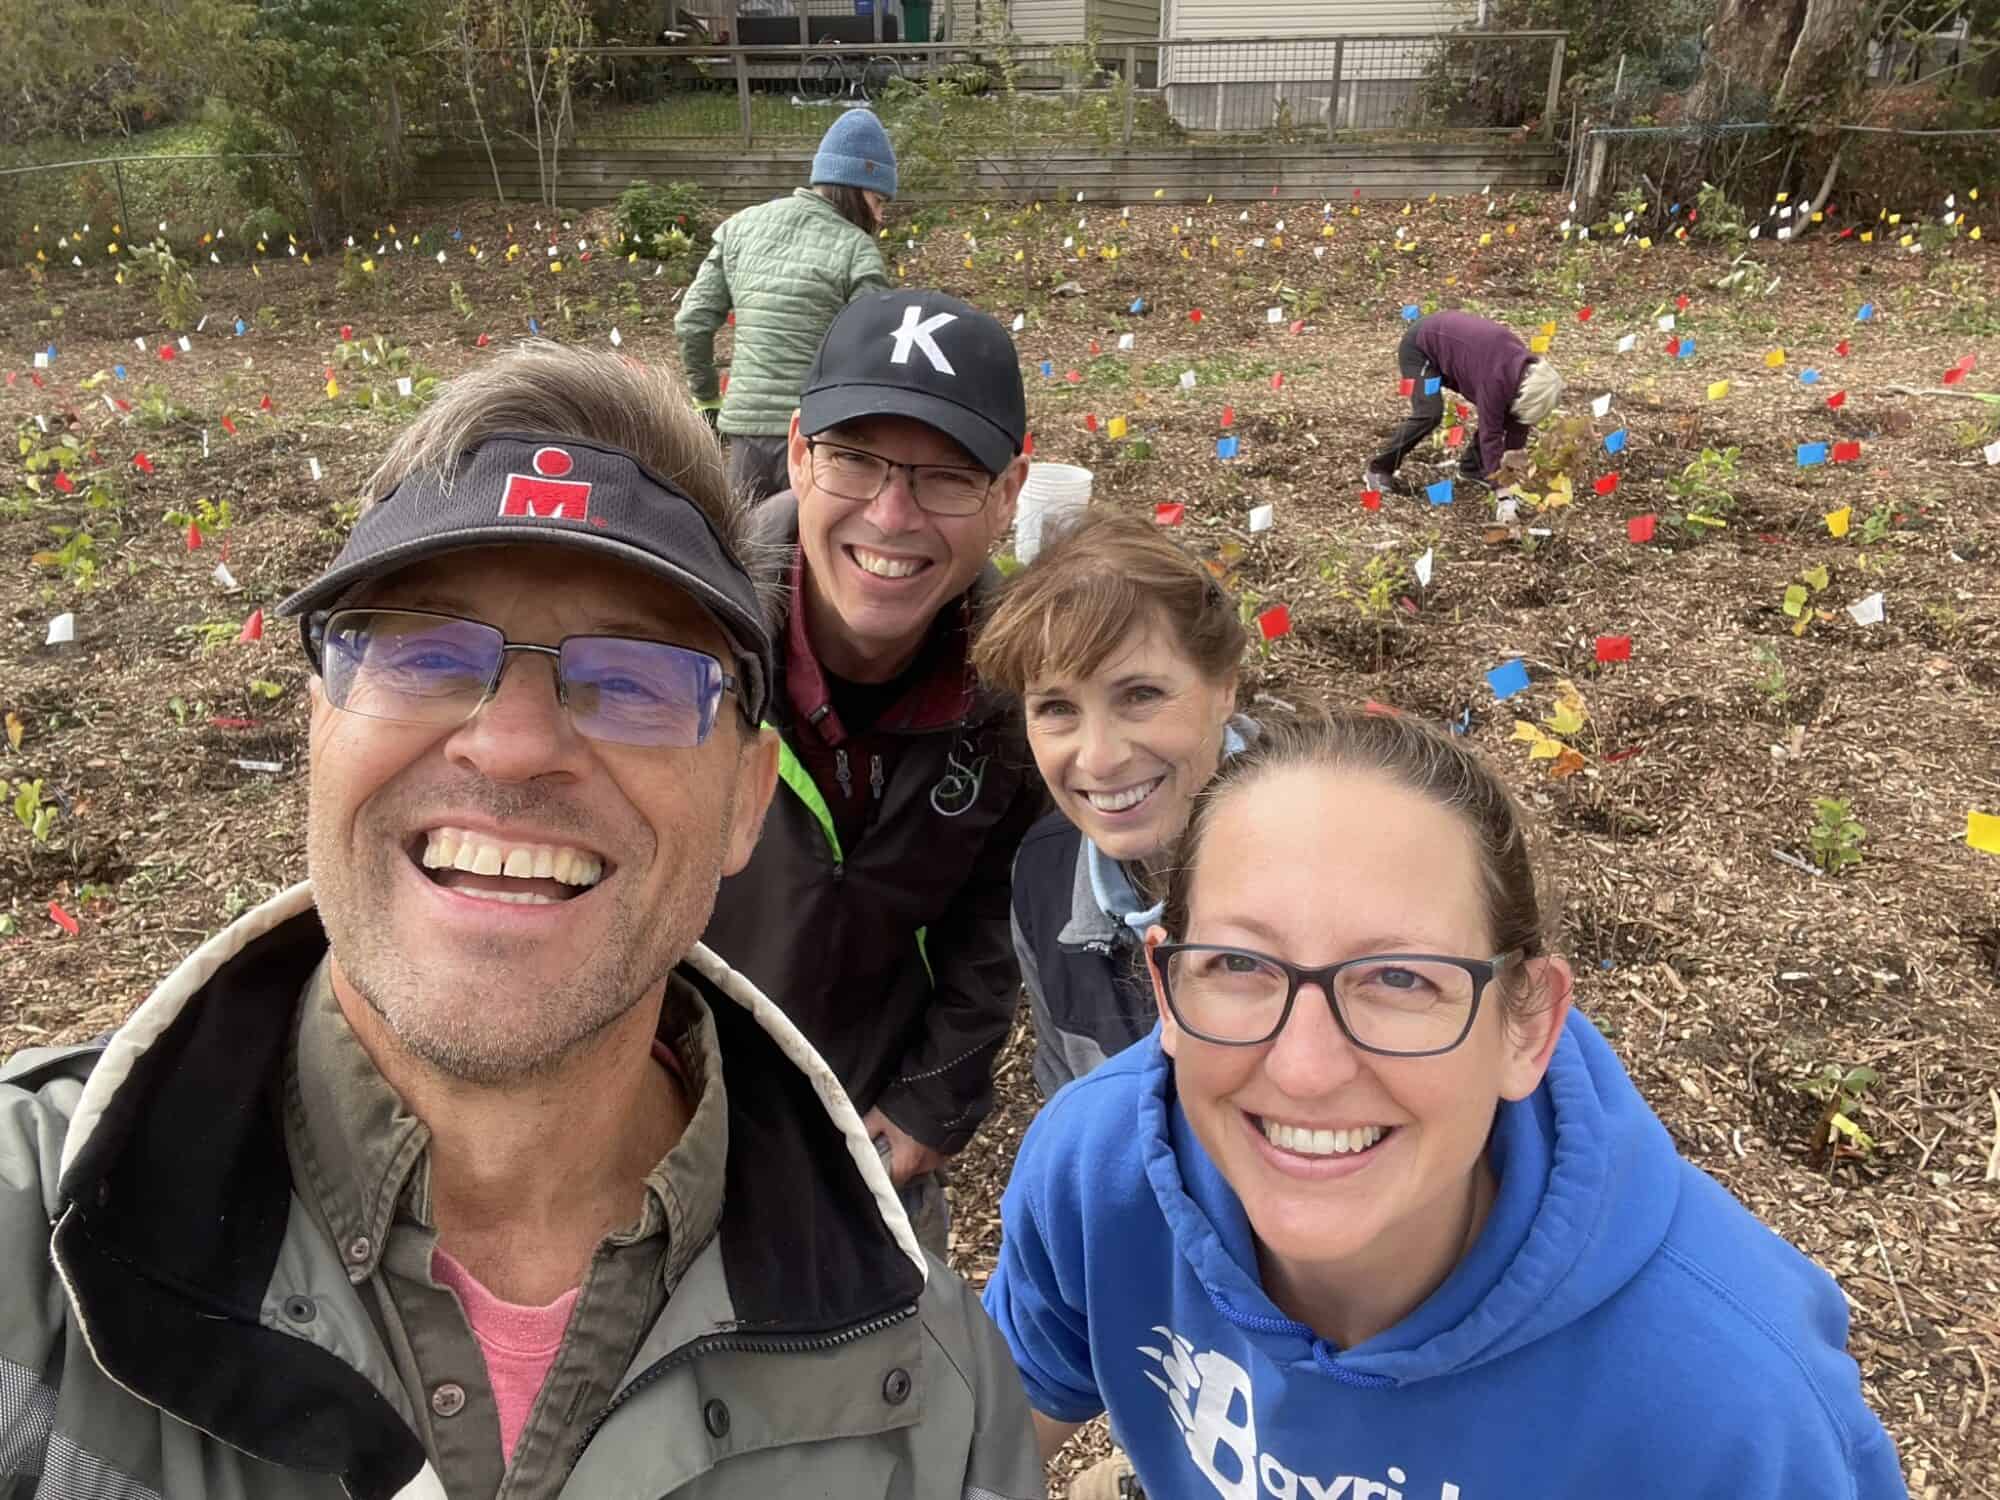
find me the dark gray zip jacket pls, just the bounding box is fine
[700,496,1046,1156]
[0,883,1044,1500]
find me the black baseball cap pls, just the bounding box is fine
[799,289,1027,475]
[275,432,771,725]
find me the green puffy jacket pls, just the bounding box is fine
[676,188,891,437]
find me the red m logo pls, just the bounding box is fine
[499,446,592,521]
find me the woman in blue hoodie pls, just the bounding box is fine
[984,709,1906,1499]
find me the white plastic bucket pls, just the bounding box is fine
[1013,463,1093,564]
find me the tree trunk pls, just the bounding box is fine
[1776,0,1872,116]
[1686,0,1812,119]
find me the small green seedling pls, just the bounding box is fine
[1809,797,1865,874]
[1800,1063,1879,1160]
[164,497,234,534]
[1752,646,1789,709]
[5,778,59,846]
[248,679,286,701]
[1781,564,1830,636]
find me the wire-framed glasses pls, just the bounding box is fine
[805,438,995,516]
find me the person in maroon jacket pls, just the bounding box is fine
[1364,311,1564,497]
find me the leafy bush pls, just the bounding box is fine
[614,180,716,274]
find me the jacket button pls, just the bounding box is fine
[703,1398,731,1438]
[344,1235,372,1265]
[431,1383,466,1418]
[281,1295,317,1324]
[882,1367,912,1405]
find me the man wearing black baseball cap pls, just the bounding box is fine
[702,289,1045,1255]
[0,342,1044,1499]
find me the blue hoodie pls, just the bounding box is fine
[984,1012,1905,1500]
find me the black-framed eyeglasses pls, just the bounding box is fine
[1150,943,1523,1057]
[805,438,995,517]
[301,608,739,749]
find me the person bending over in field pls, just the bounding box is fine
[1364,309,1562,497]
[0,343,1043,1500]
[984,707,1906,1499]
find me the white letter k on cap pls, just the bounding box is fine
[887,306,958,376]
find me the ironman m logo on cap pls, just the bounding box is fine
[500,446,593,522]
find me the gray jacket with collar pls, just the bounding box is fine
[0,884,1043,1500]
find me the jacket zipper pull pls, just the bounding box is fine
[870,754,884,801]
[836,748,853,800]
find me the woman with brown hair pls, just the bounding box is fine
[982,708,1905,1499]
[674,109,895,502]
[973,509,1252,1100]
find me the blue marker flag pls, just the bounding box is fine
[1401,304,1420,321]
[1604,428,1628,455]
[113,364,126,380]
[1426,478,1455,506]
[1040,360,1054,378]
[1856,302,1875,322]
[1486,660,1531,701]
[1217,435,1240,460]
[1799,368,1821,385]
[1130,297,1146,314]
[1797,442,1828,467]
[529,317,541,334]
[1423,376,1442,396]
[452,229,463,241]
[1677,337,1696,359]
[234,318,246,337]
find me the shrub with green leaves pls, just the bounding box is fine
[1809,797,1864,875]
[614,181,716,274]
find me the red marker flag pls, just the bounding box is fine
[1084,413,1099,431]
[1289,320,1304,336]
[1595,635,1632,663]
[1221,405,1235,427]
[1088,340,1101,355]
[221,414,237,435]
[1666,338,1682,356]
[1360,489,1383,512]
[1154,502,1185,526]
[1022,432,1035,457]
[53,470,75,494]
[48,901,79,937]
[259,394,273,411]
[159,345,176,362]
[1065,369,1082,384]
[1832,439,1861,463]
[1270,372,1285,391]
[1626,514,1657,543]
[1835,340,1851,356]
[1257,604,1292,641]
[1943,365,1966,385]
[340,324,353,340]
[186,521,202,550]
[239,608,264,643]
[1189,309,1204,323]
[1577,305,1594,321]
[1446,425,1465,445]
[1826,390,1847,409]
[719,372,730,394]
[1594,472,1620,496]
[1675,293,1690,311]
[134,452,154,474]
[1957,353,1978,373]
[475,332,491,348]
[1398,377,1416,397]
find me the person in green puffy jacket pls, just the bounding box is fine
[676,108,896,500]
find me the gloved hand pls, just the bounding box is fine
[695,398,722,431]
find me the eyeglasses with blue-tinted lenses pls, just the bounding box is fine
[303,608,738,748]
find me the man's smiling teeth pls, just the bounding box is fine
[851,546,926,579]
[1084,778,1162,813]
[1262,1120,1386,1156]
[420,827,604,888]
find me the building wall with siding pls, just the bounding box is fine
[1008,0,1088,41]
[1093,0,1163,41]
[1163,0,1472,36]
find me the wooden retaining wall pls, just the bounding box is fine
[408,141,1562,209]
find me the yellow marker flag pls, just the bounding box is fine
[1108,416,1128,439]
[1826,507,1852,538]
[629,251,638,263]
[1529,334,1551,355]
[1888,213,1901,225]
[1969,811,2000,855]
[1153,188,1165,198]
[362,257,376,272]
[1860,231,1874,243]
[1506,223,1517,236]
[1538,320,1557,338]
[1810,211,1823,223]
[1899,234,1914,248]
[1350,204,1361,216]
[1638,236,1653,249]
[1972,189,1981,201]
[1323,223,1335,238]
[1707,379,1730,401]
[1478,232,1493,246]
[549,260,561,273]
[1206,194,1213,204]
[1402,202,1412,215]
[1973,227,1984,241]
[302,252,312,265]
[1775,192,1789,205]
[1209,235,1219,248]
[1013,249,1024,262]
[1765,349,1785,368]
[1181,246,1191,260]
[326,378,340,400]
[1272,235,1282,248]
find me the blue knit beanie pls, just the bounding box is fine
[811,108,898,199]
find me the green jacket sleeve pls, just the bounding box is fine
[846,232,892,303]
[674,231,733,404]
[917,1262,1048,1499]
